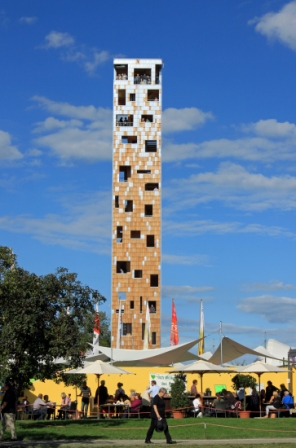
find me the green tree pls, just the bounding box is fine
[170,374,190,410]
[231,374,257,410]
[0,246,106,394]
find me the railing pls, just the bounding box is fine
[116,121,133,127]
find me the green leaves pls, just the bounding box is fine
[0,246,106,394]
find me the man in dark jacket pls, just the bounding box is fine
[0,382,17,441]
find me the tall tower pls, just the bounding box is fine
[111,59,163,349]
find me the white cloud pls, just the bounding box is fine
[40,32,111,75]
[19,16,37,24]
[162,253,210,266]
[162,107,214,134]
[250,1,296,51]
[242,280,295,292]
[165,162,296,212]
[0,130,23,161]
[44,31,75,48]
[162,285,214,301]
[237,295,296,323]
[245,119,296,138]
[0,191,111,254]
[33,117,84,133]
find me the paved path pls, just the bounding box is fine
[2,439,296,447]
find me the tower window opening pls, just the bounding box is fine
[118,89,126,106]
[116,114,133,126]
[115,64,128,79]
[146,235,154,247]
[149,301,156,313]
[119,166,131,182]
[150,274,158,287]
[145,205,153,216]
[121,136,137,144]
[131,230,141,239]
[147,90,159,101]
[116,261,130,274]
[134,68,152,84]
[123,323,132,335]
[115,196,119,208]
[152,332,157,345]
[133,270,142,279]
[145,140,157,153]
[137,170,151,174]
[125,200,133,212]
[141,115,153,123]
[130,93,136,101]
[145,183,159,191]
[116,226,123,243]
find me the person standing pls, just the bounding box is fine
[78,381,92,418]
[0,382,17,441]
[148,380,160,401]
[190,379,198,396]
[95,380,109,406]
[145,387,176,444]
[265,381,278,402]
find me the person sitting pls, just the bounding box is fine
[43,395,55,420]
[192,393,203,417]
[264,391,281,418]
[123,393,142,418]
[57,392,71,419]
[282,390,294,409]
[21,396,30,415]
[234,396,242,411]
[33,394,47,420]
[210,393,225,417]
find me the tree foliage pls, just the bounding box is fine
[170,374,190,410]
[0,246,106,394]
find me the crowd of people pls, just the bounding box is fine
[115,73,160,84]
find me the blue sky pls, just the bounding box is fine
[1,0,296,354]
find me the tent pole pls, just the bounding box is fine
[220,321,223,365]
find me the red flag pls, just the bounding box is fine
[170,299,179,346]
[94,312,101,335]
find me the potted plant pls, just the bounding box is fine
[205,388,212,397]
[231,374,257,418]
[170,374,190,419]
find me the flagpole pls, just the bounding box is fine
[116,300,122,349]
[198,299,204,356]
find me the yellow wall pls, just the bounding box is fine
[24,366,294,415]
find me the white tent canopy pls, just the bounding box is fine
[208,337,283,365]
[86,338,200,366]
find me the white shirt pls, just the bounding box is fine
[33,397,45,410]
[149,384,160,398]
[193,398,201,410]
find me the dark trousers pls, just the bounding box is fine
[145,417,172,442]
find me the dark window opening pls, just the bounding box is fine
[140,296,142,313]
[145,140,157,153]
[131,230,141,239]
[118,89,126,106]
[125,200,133,212]
[134,270,142,279]
[147,90,159,101]
[149,301,156,313]
[145,183,159,191]
[155,64,162,84]
[115,196,119,208]
[116,226,123,243]
[119,166,131,182]
[122,136,137,144]
[137,170,151,174]
[152,332,157,345]
[141,115,153,123]
[130,93,136,101]
[116,261,130,274]
[115,64,128,79]
[145,205,153,216]
[134,68,152,84]
[130,301,134,310]
[116,114,133,126]
[150,274,158,287]
[146,235,155,247]
[142,323,145,340]
[123,323,132,335]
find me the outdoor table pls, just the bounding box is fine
[99,403,128,418]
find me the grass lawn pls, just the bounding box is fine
[11,416,296,445]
